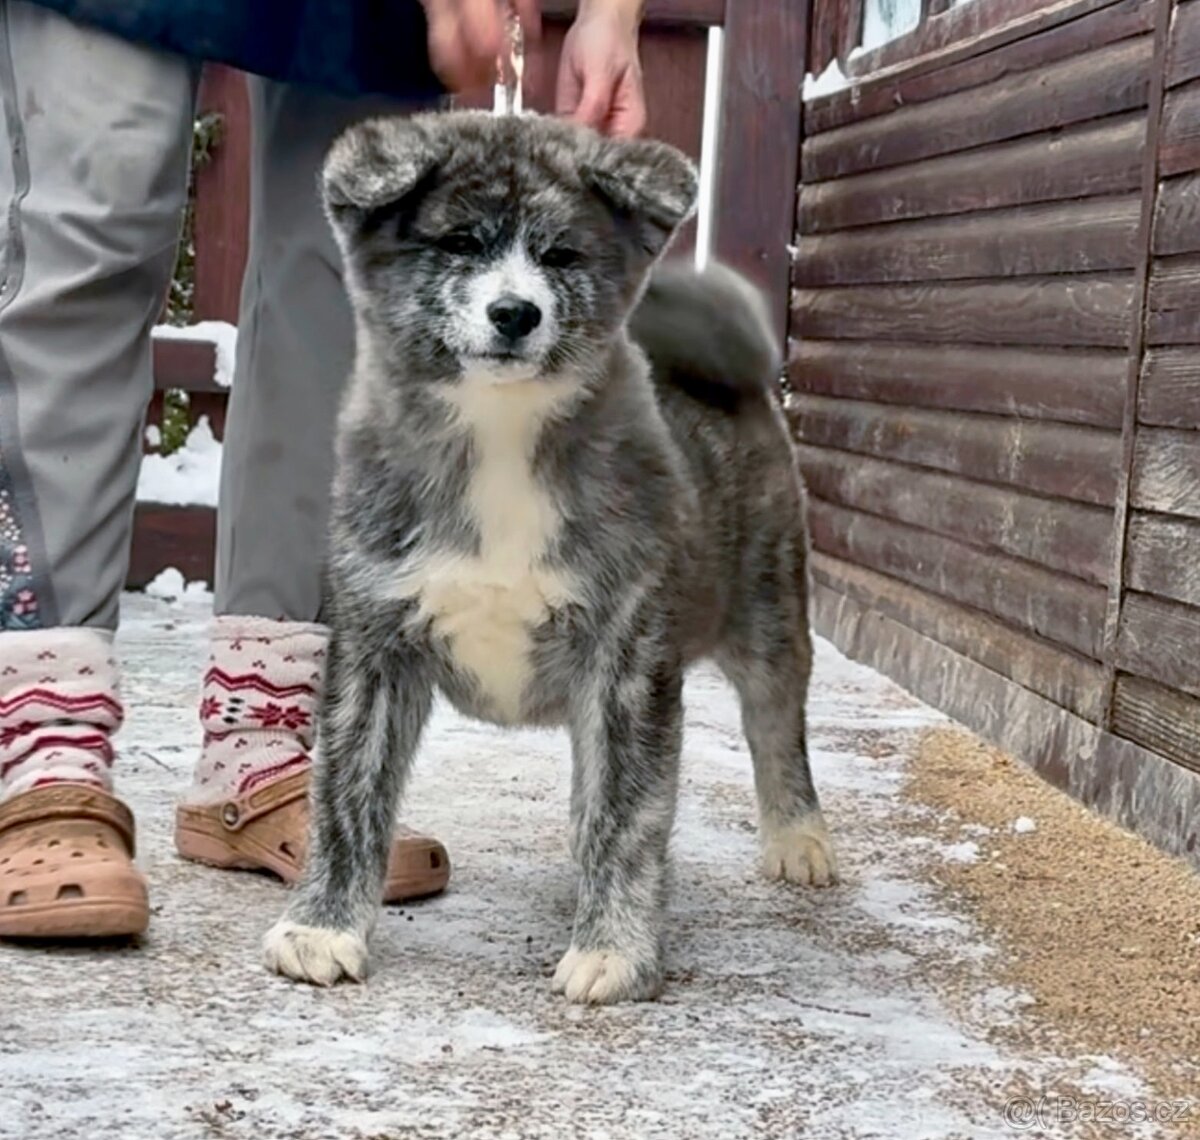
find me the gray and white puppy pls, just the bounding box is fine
[263,111,837,1004]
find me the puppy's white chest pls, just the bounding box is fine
[389,374,579,722]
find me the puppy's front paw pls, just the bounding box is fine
[551,946,660,1004]
[762,812,839,887]
[263,919,368,986]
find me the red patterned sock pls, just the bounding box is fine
[190,616,327,803]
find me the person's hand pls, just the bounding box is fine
[555,0,647,137]
[421,0,541,92]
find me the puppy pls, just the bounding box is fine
[263,111,836,1004]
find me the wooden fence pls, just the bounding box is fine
[797,0,1200,868]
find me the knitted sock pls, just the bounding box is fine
[0,628,121,800]
[190,616,327,803]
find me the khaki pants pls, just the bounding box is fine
[0,0,414,631]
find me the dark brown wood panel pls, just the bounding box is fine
[794,194,1140,286]
[715,0,806,345]
[1126,512,1200,607]
[1146,252,1200,341]
[802,34,1151,182]
[808,499,1109,656]
[789,340,1127,428]
[1167,0,1200,86]
[1112,673,1200,774]
[1152,172,1200,254]
[792,274,1135,348]
[152,340,220,393]
[811,552,1107,720]
[790,395,1122,503]
[1116,591,1200,697]
[806,0,1152,133]
[798,445,1113,581]
[798,114,1144,234]
[1139,346,1200,426]
[128,505,217,590]
[1131,427,1200,517]
[1160,77,1200,174]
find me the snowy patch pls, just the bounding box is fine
[1012,816,1038,835]
[152,320,238,388]
[861,0,922,52]
[940,840,981,864]
[144,424,162,448]
[137,416,222,506]
[803,60,852,99]
[143,567,212,605]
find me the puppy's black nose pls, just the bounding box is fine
[487,296,542,341]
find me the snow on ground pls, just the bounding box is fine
[1,593,1155,1140]
[137,416,222,507]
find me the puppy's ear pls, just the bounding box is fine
[321,117,443,230]
[583,138,699,258]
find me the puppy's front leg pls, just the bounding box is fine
[264,628,432,985]
[556,634,684,1005]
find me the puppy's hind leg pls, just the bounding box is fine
[263,626,433,985]
[718,535,837,887]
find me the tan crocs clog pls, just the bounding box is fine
[0,783,149,939]
[174,767,450,903]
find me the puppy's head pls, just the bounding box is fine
[323,111,698,385]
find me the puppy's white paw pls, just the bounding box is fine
[762,813,839,887]
[263,919,368,986]
[551,946,659,1004]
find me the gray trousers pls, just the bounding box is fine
[0,1,410,631]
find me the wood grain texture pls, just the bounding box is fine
[1160,78,1200,174]
[1126,512,1200,607]
[1146,252,1200,342]
[714,0,806,346]
[127,505,216,590]
[798,446,1113,581]
[802,34,1151,182]
[794,195,1140,285]
[788,340,1127,428]
[153,340,220,394]
[792,274,1135,348]
[797,114,1144,234]
[806,0,1152,133]
[1131,427,1200,518]
[1152,172,1200,254]
[1116,591,1200,697]
[192,66,251,324]
[1139,346,1200,426]
[1167,0,1200,86]
[807,498,1109,656]
[1111,673,1200,774]
[789,394,1122,504]
[811,552,1107,719]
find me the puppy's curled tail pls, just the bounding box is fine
[628,261,781,409]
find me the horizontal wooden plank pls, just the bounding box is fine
[802,34,1151,182]
[1146,252,1200,342]
[1167,0,1200,87]
[1111,673,1200,776]
[811,552,1106,719]
[797,114,1144,235]
[788,394,1121,504]
[794,195,1140,286]
[797,445,1113,581]
[128,504,216,591]
[1126,512,1200,607]
[1131,427,1200,518]
[1152,173,1200,255]
[1160,78,1200,176]
[1138,346,1200,427]
[807,0,1153,133]
[792,274,1135,348]
[152,339,223,394]
[808,499,1109,656]
[1117,591,1200,697]
[788,340,1127,428]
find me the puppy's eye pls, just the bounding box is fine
[435,232,485,256]
[541,246,582,269]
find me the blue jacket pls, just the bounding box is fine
[27,1,445,101]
